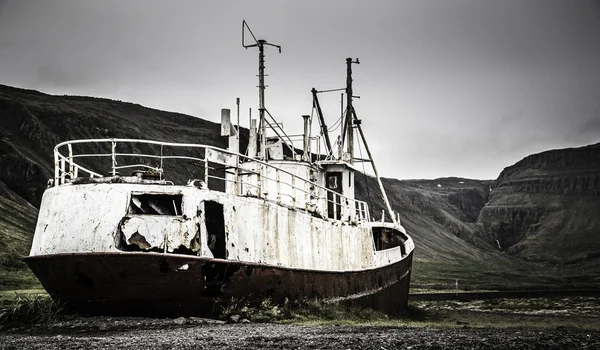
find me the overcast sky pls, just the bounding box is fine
[1,0,599,180]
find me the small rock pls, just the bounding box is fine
[173,317,186,325]
[189,317,208,325]
[240,318,250,324]
[228,314,241,323]
[456,320,469,325]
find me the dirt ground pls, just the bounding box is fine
[1,317,599,350]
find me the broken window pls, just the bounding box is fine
[372,227,407,254]
[129,194,183,215]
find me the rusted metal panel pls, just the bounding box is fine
[24,251,413,317]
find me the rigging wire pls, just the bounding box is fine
[327,107,346,133]
[326,136,340,160]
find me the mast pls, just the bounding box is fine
[258,40,266,160]
[242,20,281,161]
[343,58,398,226]
[343,58,359,163]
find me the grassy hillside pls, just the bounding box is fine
[0,181,39,290]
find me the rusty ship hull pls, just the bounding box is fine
[27,176,414,316]
[25,251,413,316]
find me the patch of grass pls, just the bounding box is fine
[0,292,65,327]
[218,298,288,323]
[0,288,47,303]
[279,300,390,325]
[216,298,435,326]
[0,270,41,292]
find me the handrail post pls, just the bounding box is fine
[111,139,117,176]
[54,150,59,186]
[160,144,164,181]
[258,165,264,199]
[60,157,66,184]
[276,169,281,203]
[67,143,74,179]
[291,174,296,208]
[335,193,340,219]
[204,155,209,188]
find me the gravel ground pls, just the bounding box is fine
[1,317,599,350]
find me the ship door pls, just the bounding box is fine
[326,172,343,219]
[205,201,226,259]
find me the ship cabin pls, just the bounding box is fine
[222,110,370,225]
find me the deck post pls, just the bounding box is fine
[54,151,59,186]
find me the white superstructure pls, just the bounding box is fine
[30,138,413,272]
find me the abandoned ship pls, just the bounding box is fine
[24,23,414,316]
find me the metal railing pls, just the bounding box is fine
[53,139,371,224]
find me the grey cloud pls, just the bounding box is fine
[1,0,600,180]
[576,115,600,137]
[37,64,90,86]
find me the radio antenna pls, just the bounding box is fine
[242,20,282,161]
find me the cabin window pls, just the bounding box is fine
[326,172,343,220]
[129,194,182,215]
[372,227,407,254]
[328,175,338,189]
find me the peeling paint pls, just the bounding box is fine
[127,232,151,250]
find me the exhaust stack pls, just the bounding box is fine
[302,115,310,162]
[248,119,257,158]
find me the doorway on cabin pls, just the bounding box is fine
[326,172,343,220]
[205,201,226,259]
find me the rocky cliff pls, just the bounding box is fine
[479,143,600,265]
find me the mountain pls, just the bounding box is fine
[478,143,600,282]
[1,84,598,291]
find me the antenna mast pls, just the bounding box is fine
[242,20,281,161]
[342,57,359,163]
